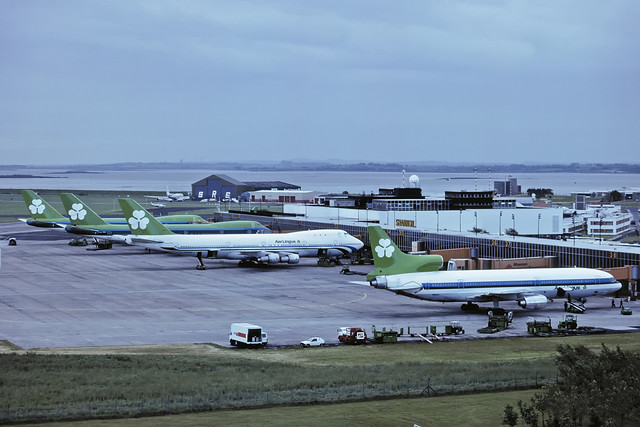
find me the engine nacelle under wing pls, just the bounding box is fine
[279,253,300,264]
[257,253,280,264]
[517,295,548,309]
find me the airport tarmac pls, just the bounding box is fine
[1,222,639,350]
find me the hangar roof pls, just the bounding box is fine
[192,174,245,187]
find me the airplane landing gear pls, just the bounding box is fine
[461,302,480,311]
[196,253,207,270]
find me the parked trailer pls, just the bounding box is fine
[370,325,398,343]
[430,321,465,336]
[527,315,605,337]
[477,309,513,334]
[337,327,367,344]
[229,323,268,347]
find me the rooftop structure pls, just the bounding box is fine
[494,176,521,196]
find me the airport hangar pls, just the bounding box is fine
[191,174,304,203]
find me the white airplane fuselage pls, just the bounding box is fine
[370,267,621,307]
[126,229,363,262]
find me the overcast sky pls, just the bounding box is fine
[1,1,638,165]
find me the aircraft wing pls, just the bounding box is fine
[130,237,167,244]
[88,235,129,244]
[24,220,66,228]
[65,225,114,236]
[480,288,538,300]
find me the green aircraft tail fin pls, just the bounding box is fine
[366,226,443,281]
[118,198,174,235]
[60,193,108,226]
[21,190,67,221]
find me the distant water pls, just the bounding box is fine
[0,167,638,196]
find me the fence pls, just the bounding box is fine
[1,370,557,424]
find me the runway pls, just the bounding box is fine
[1,222,638,349]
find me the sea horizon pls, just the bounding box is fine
[0,166,638,197]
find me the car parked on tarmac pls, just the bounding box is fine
[300,336,325,347]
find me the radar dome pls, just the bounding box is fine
[409,174,420,188]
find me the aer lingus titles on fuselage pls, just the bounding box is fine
[366,226,621,310]
[118,198,364,269]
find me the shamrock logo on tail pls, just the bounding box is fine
[68,203,87,221]
[128,210,149,230]
[29,199,45,215]
[375,239,395,258]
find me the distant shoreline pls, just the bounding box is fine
[1,162,639,174]
[0,174,66,179]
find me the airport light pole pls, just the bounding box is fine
[499,211,503,236]
[436,210,439,232]
[599,217,603,245]
[474,211,478,234]
[459,209,462,232]
[537,213,541,238]
[512,213,516,240]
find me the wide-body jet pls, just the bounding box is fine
[118,198,363,269]
[366,226,621,310]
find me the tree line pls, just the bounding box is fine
[503,344,640,426]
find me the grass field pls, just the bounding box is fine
[3,334,640,424]
[24,390,539,427]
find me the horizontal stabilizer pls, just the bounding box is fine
[129,237,166,244]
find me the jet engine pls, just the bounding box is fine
[517,295,548,309]
[280,253,300,264]
[258,253,280,264]
[370,276,388,289]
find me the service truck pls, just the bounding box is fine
[229,323,268,347]
[337,327,367,344]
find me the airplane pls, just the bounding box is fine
[20,190,208,229]
[144,186,190,202]
[59,193,271,237]
[365,226,621,311]
[117,197,364,269]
